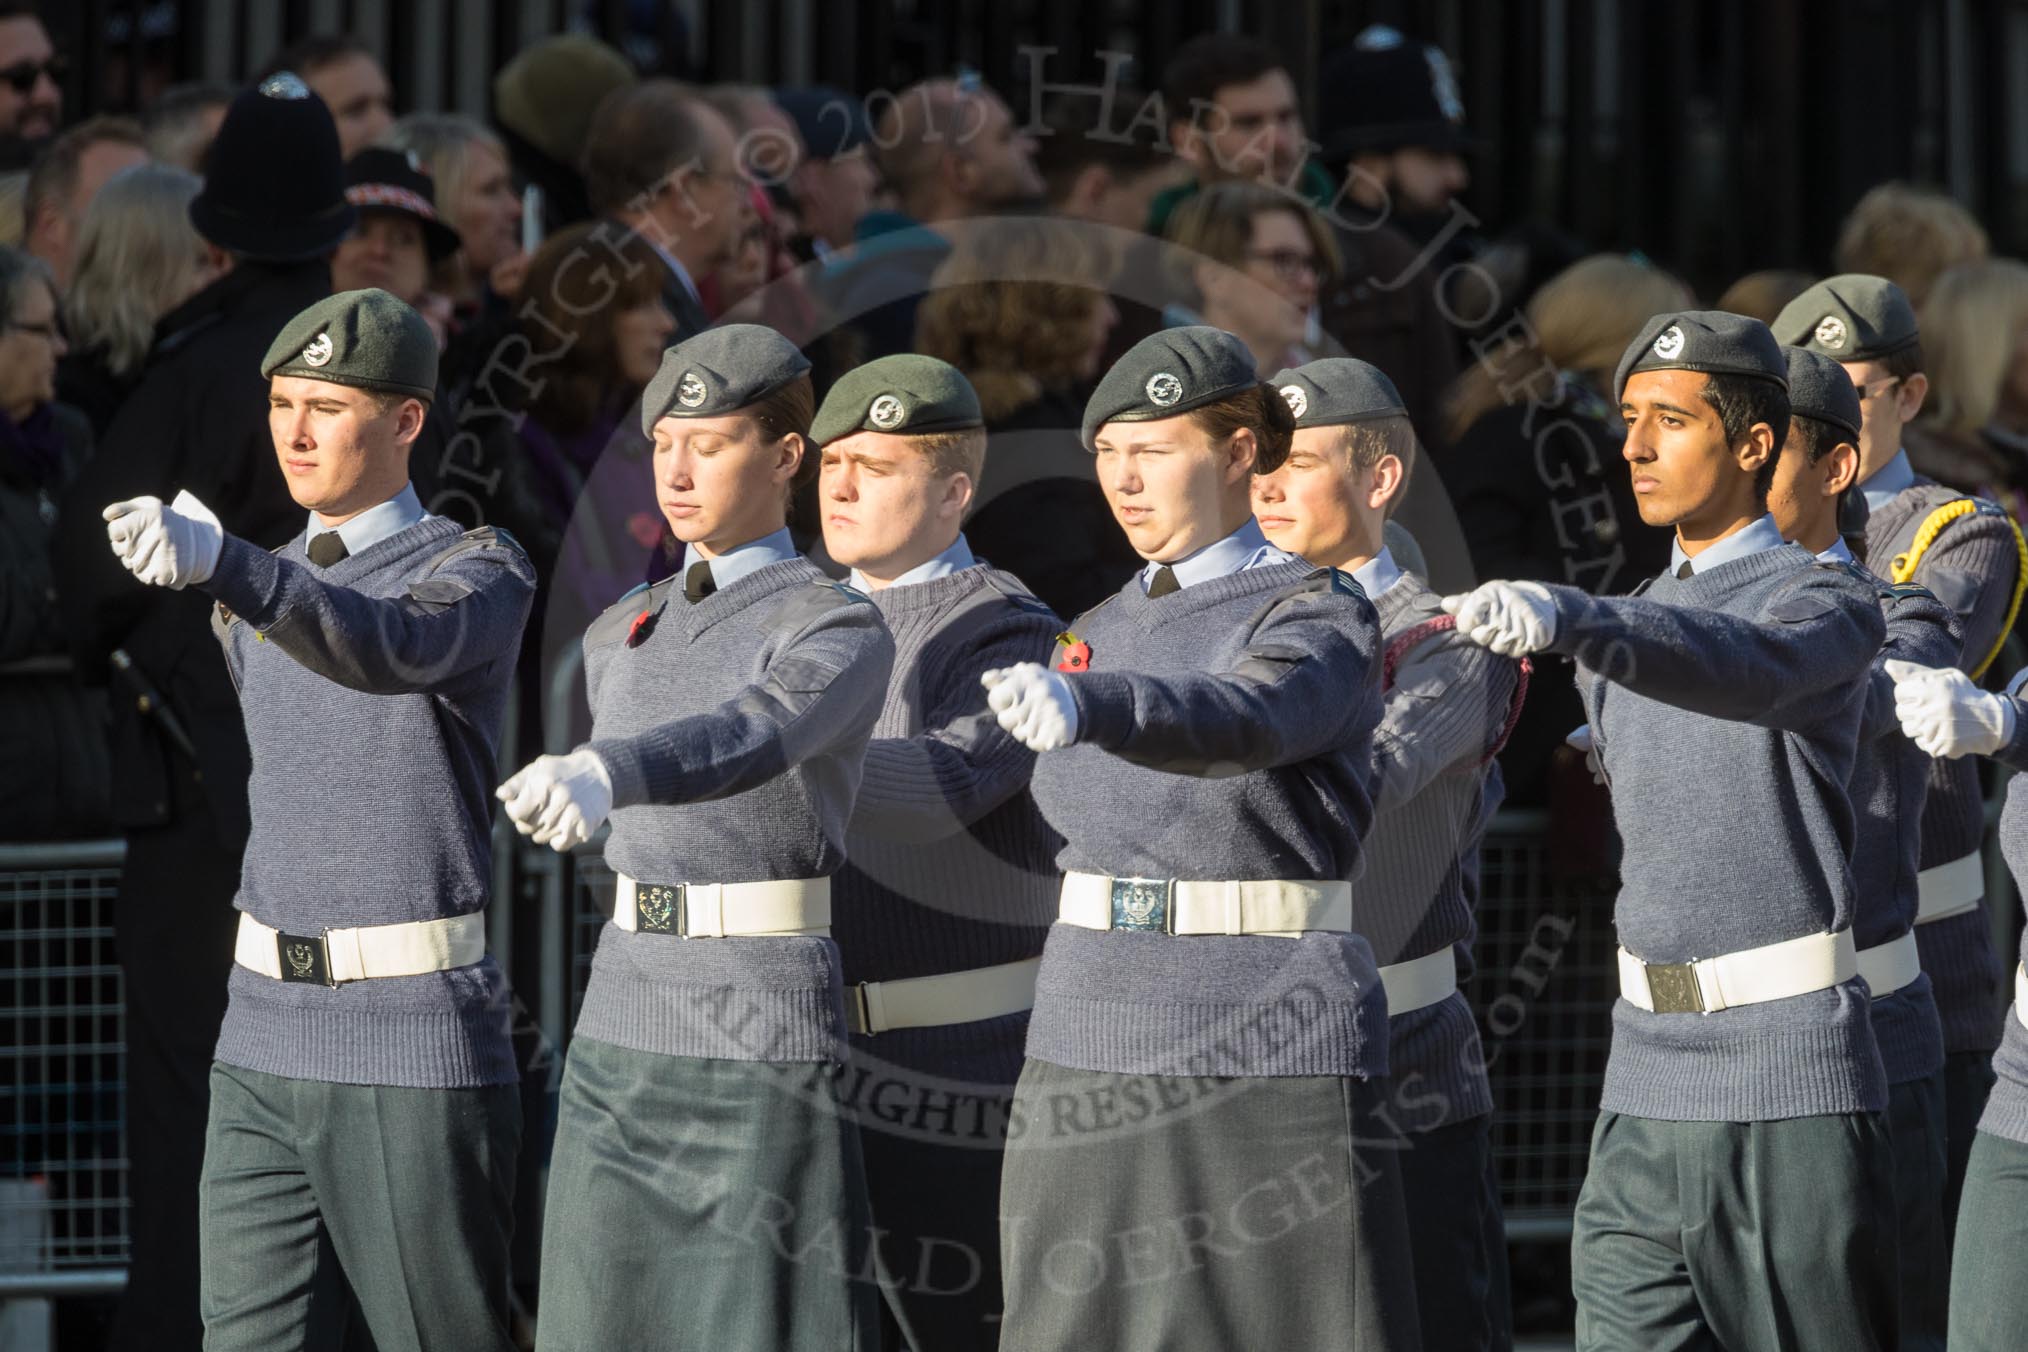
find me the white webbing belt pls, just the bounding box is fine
[1916,850,1983,924]
[1057,871,1352,936]
[1618,929,1856,1014]
[1855,931,1922,1000]
[846,958,1041,1035]
[235,911,486,984]
[613,873,831,937]
[1378,948,1458,1017]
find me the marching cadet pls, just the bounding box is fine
[101,289,534,1348]
[1887,656,2028,1352]
[813,354,1062,1350]
[1253,356,1520,1352]
[982,327,1420,1351]
[1773,276,2028,1223]
[1444,312,1895,1350]
[1767,345,1959,1350]
[499,325,895,1349]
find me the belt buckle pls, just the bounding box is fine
[1108,877,1174,933]
[1643,961,1704,1014]
[634,882,686,936]
[275,930,333,986]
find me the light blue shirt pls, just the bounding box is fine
[1667,513,1786,578]
[1140,518,1297,594]
[1351,545,1403,601]
[1860,448,1917,514]
[698,527,797,589]
[310,483,426,557]
[1815,537,1856,565]
[849,534,975,592]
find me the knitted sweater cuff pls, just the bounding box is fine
[204,533,286,627]
[588,736,652,809]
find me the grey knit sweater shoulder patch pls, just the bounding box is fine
[1553,544,1889,1120]
[1363,573,1518,1130]
[832,564,1063,1084]
[1981,709,2028,1143]
[572,557,895,1065]
[204,517,534,1088]
[1024,563,1391,1080]
[1869,478,2020,1053]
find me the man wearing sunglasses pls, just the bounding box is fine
[0,1,62,166]
[1776,275,2028,1270]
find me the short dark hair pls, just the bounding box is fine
[1160,35,1287,131]
[1032,89,1167,204]
[1880,341,1926,382]
[1340,414,1419,507]
[1188,381,1297,475]
[1698,373,1791,498]
[580,79,712,217]
[259,35,374,83]
[1787,413,1852,468]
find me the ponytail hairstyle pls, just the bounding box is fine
[1186,380,1297,474]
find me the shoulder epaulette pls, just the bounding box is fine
[1880,580,1936,603]
[1813,558,1870,582]
[1889,496,2028,678]
[1294,566,1365,599]
[585,577,674,647]
[975,568,1059,620]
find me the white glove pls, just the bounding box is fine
[1885,658,2018,760]
[1440,580,1558,658]
[102,490,224,589]
[981,662,1080,752]
[1565,724,1605,784]
[496,749,615,851]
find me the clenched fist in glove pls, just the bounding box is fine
[981,662,1080,752]
[1884,659,2018,760]
[1440,580,1558,658]
[103,490,224,589]
[497,749,615,850]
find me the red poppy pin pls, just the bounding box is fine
[1054,630,1091,673]
[625,607,658,648]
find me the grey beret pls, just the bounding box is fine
[1770,274,1920,364]
[1082,326,1259,449]
[1783,346,1863,443]
[639,324,812,435]
[1613,309,1788,403]
[810,354,982,445]
[261,288,437,400]
[1270,358,1407,427]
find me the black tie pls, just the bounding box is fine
[684,560,718,604]
[1147,566,1181,598]
[1675,560,1694,580]
[308,532,349,568]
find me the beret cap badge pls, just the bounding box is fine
[1814,315,1848,350]
[1652,325,1685,360]
[1146,372,1184,407]
[1279,383,1308,418]
[676,372,707,408]
[301,332,334,367]
[868,394,905,430]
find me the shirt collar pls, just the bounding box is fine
[310,483,425,557]
[849,534,974,592]
[1860,448,1917,513]
[1140,518,1295,593]
[1668,512,1785,578]
[1815,537,1857,565]
[1351,546,1403,600]
[700,527,797,590]
[647,237,702,303]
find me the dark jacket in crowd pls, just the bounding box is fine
[1318,219,1463,456]
[964,387,1141,622]
[1,400,110,839]
[1435,376,1670,805]
[819,210,953,361]
[52,259,328,846]
[56,343,141,443]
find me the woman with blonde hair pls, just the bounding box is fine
[56,162,214,435]
[916,214,1131,617]
[1436,252,1688,804]
[1904,258,2028,515]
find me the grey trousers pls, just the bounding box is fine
[998,1059,1423,1351]
[1947,1127,2028,1351]
[1396,1114,1512,1352]
[534,1036,881,1351]
[197,1061,520,1352]
[1571,1109,1897,1352]
[1885,1070,1949,1352]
